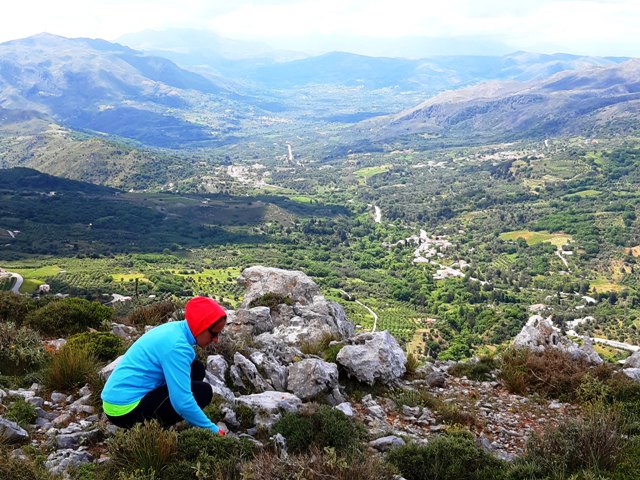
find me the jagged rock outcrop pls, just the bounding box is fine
[337,331,406,385]
[239,266,321,307]
[234,266,354,345]
[513,315,603,365]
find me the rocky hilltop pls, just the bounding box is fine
[1,266,640,479]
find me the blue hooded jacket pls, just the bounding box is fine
[101,320,219,433]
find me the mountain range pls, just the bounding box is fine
[368,59,640,140]
[0,32,638,153]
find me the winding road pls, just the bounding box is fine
[1,269,23,294]
[339,289,379,332]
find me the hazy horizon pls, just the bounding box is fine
[2,1,640,58]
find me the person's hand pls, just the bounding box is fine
[218,429,226,436]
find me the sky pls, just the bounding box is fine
[1,0,639,57]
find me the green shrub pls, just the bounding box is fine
[272,412,315,453]
[234,404,256,430]
[449,356,497,382]
[26,298,113,337]
[273,405,362,454]
[65,331,124,362]
[0,322,46,375]
[323,343,343,363]
[300,332,340,356]
[387,431,505,480]
[161,428,255,480]
[524,409,624,478]
[0,292,34,325]
[612,436,640,479]
[106,420,176,477]
[390,387,439,409]
[312,405,363,453]
[125,301,175,326]
[241,446,398,480]
[5,397,37,429]
[248,293,292,311]
[404,352,420,377]
[203,397,224,425]
[437,403,478,427]
[44,346,99,393]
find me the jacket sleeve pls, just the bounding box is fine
[160,346,219,433]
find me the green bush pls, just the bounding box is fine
[106,420,176,477]
[449,356,497,382]
[248,293,292,311]
[65,331,124,362]
[161,428,255,480]
[234,404,256,430]
[44,346,99,393]
[26,298,113,337]
[390,387,439,409]
[612,436,640,479]
[386,431,505,480]
[272,405,362,454]
[0,322,46,375]
[272,412,315,453]
[5,397,37,429]
[0,292,34,325]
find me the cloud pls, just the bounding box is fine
[1,0,639,56]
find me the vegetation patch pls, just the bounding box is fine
[499,230,573,247]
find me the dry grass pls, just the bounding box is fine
[125,301,176,326]
[240,446,398,480]
[499,348,606,400]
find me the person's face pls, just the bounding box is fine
[196,318,226,348]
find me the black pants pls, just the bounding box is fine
[105,360,213,429]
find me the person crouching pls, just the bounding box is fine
[101,296,227,435]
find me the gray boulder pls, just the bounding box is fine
[100,355,123,380]
[625,350,640,368]
[369,435,406,452]
[513,316,603,365]
[238,266,321,307]
[623,368,640,382]
[0,417,29,443]
[287,359,339,402]
[236,391,302,429]
[238,307,274,335]
[337,331,406,385]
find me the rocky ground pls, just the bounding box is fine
[1,266,638,478]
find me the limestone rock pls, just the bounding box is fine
[625,350,640,368]
[239,266,321,307]
[369,435,406,452]
[0,417,29,443]
[231,353,270,393]
[513,316,603,365]
[287,358,339,401]
[337,331,406,385]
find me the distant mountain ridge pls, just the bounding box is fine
[366,59,640,140]
[0,32,637,156]
[0,34,247,147]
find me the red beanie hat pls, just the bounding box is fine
[185,296,227,337]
